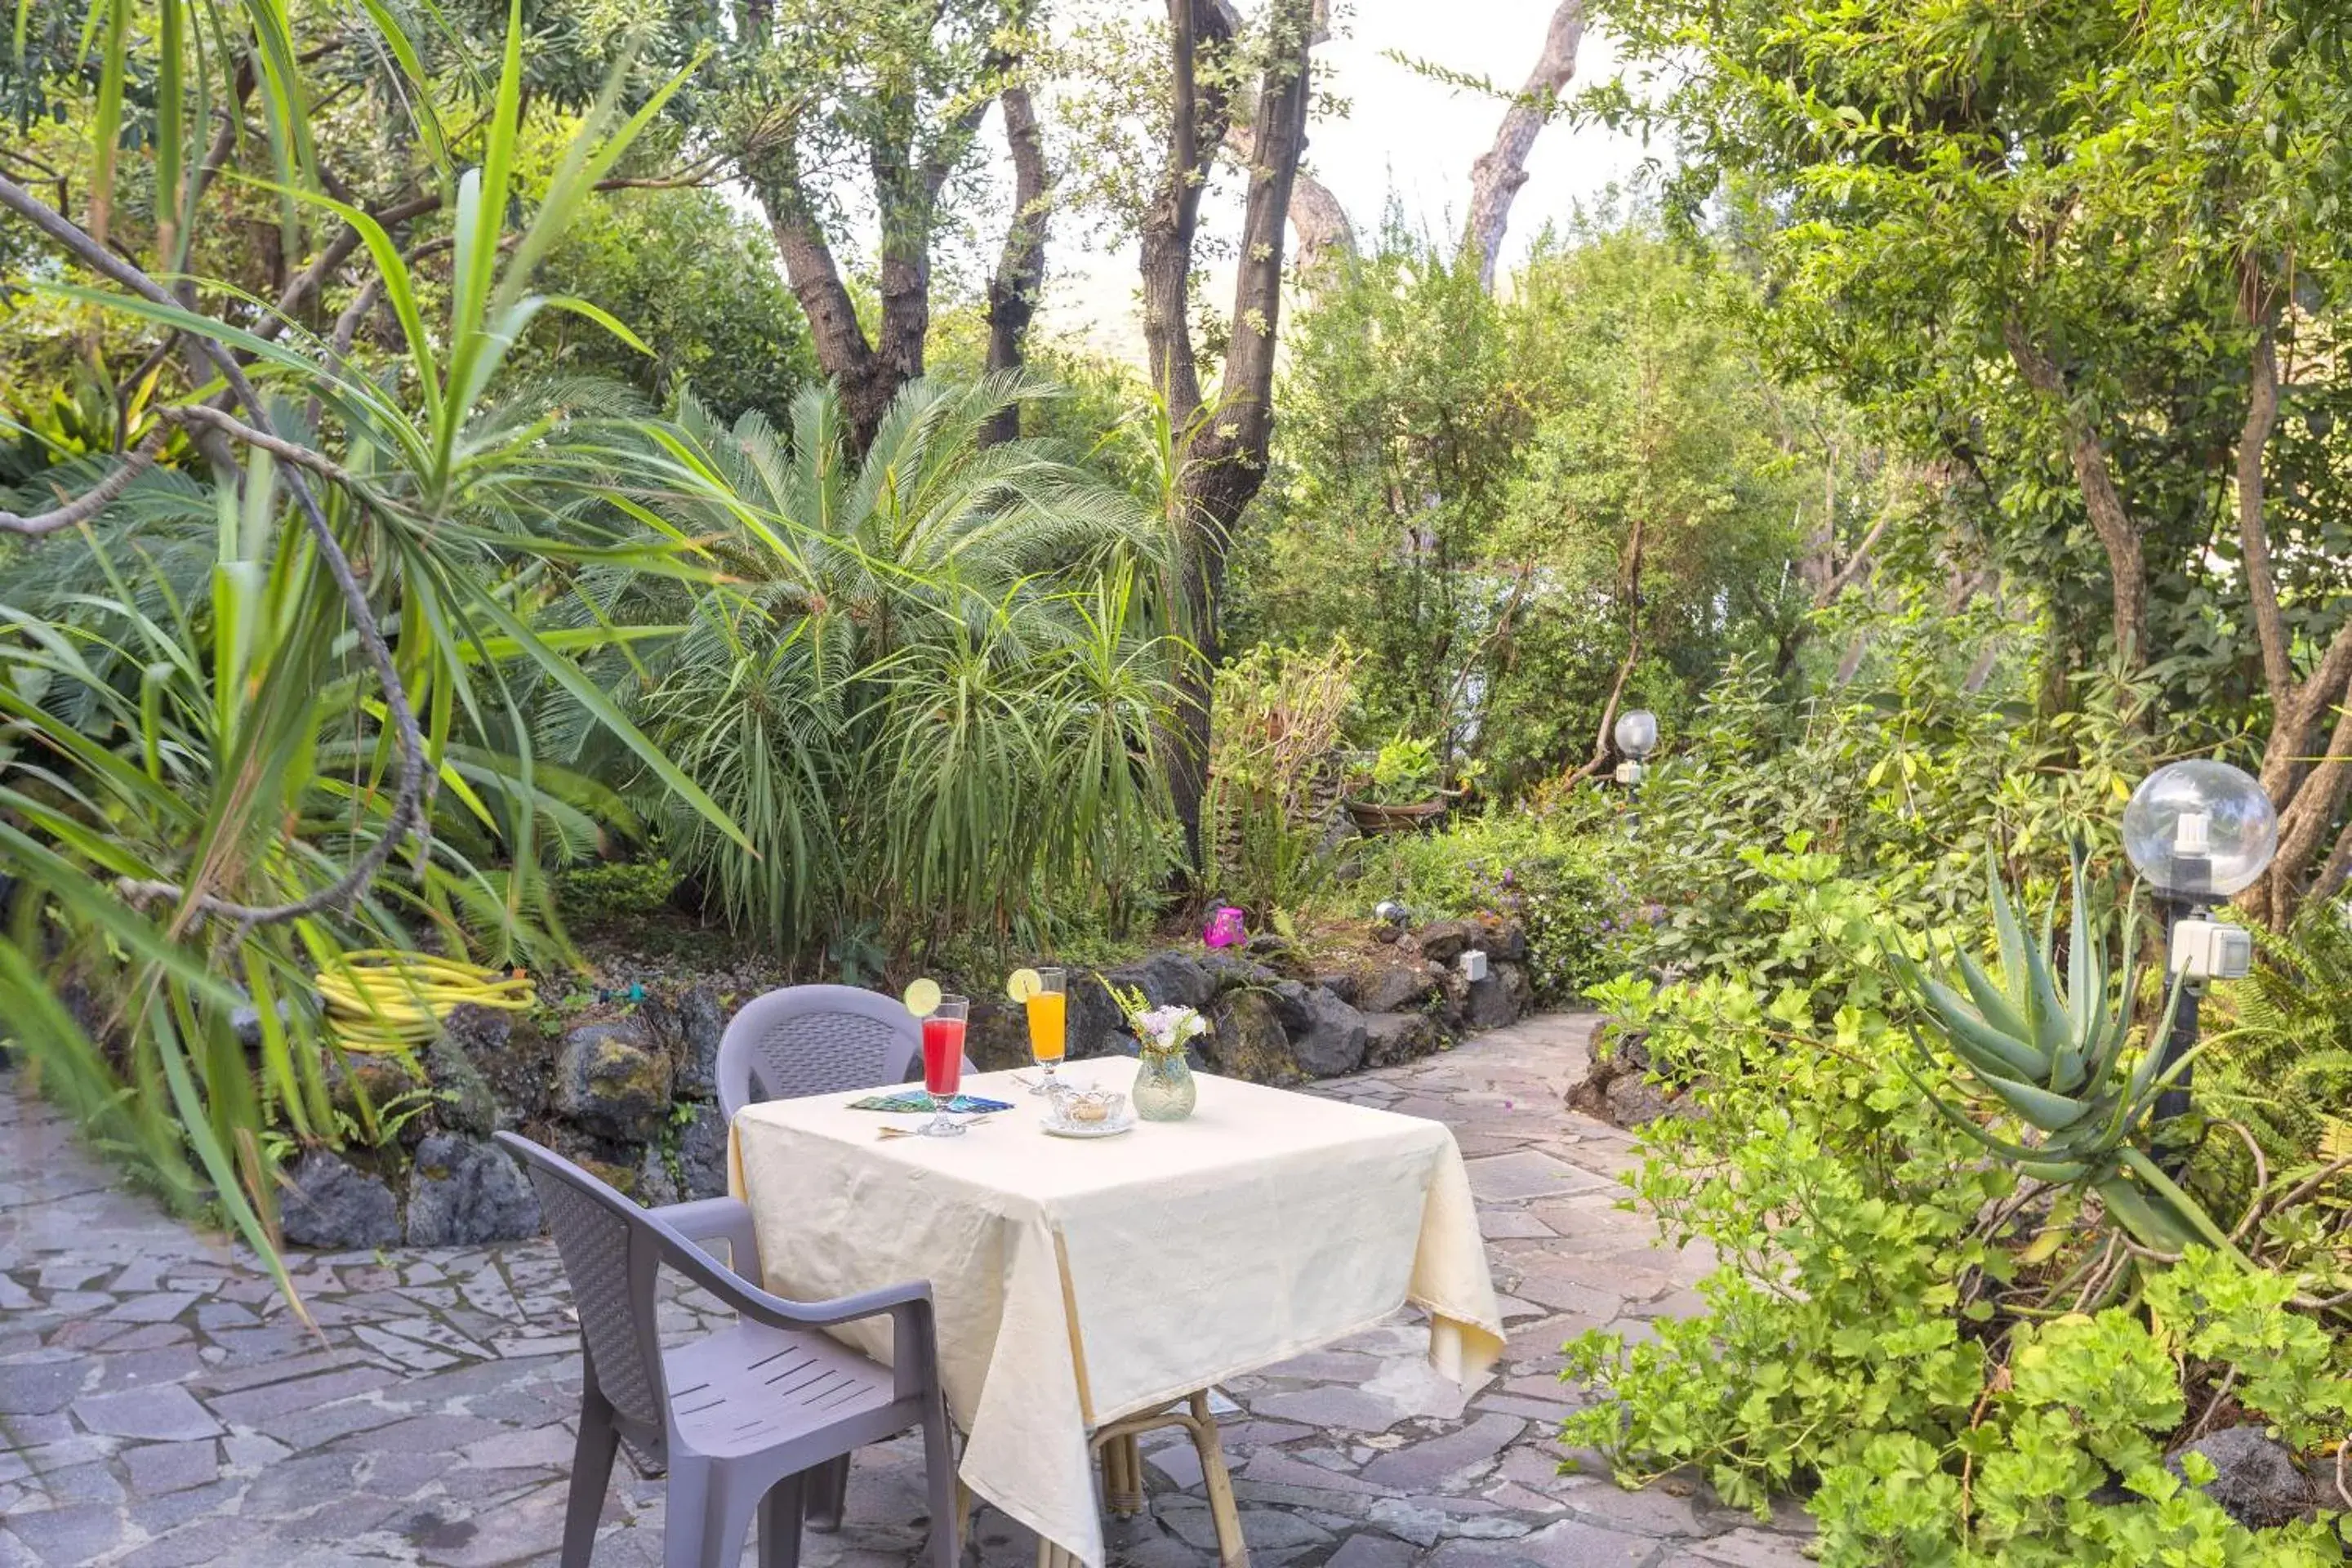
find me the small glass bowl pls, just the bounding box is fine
[1045,1084,1127,1127]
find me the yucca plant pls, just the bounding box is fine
[1886,843,2246,1266]
[0,0,749,1302]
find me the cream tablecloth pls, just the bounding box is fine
[727,1057,1504,1567]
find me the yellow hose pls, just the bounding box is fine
[314,949,537,1054]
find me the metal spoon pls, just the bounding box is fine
[878,1116,995,1139]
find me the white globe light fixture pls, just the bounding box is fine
[1613,709,1659,786]
[2120,760,2277,1159]
[2120,759,2278,902]
[1614,709,1659,760]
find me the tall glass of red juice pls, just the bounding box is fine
[920,996,969,1138]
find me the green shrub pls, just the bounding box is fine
[555,858,679,931]
[1802,1254,2351,1565]
[1340,811,1630,1001]
[1361,733,1441,804]
[1566,923,2352,1563]
[1599,617,2158,987]
[1205,642,1358,915]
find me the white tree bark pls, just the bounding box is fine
[1209,0,1354,273]
[1219,121,1353,270]
[1465,0,1584,292]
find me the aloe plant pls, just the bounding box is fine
[1887,843,2245,1264]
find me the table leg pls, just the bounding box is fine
[1187,1390,1249,1568]
[1102,1432,1146,1517]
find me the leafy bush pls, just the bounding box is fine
[1360,733,1441,804]
[1599,614,2158,987]
[518,181,817,427]
[1566,964,1997,1515]
[1341,811,1631,1001]
[1205,641,1357,916]
[555,858,679,931]
[1804,1256,2351,1565]
[1566,871,2352,1563]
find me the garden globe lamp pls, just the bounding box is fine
[2121,760,2277,1153]
[1613,709,1659,787]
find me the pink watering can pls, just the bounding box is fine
[1202,906,1247,949]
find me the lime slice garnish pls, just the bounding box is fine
[1005,967,1042,1003]
[902,978,942,1017]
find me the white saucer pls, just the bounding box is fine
[1041,1113,1136,1139]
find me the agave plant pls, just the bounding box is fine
[1887,843,2245,1265]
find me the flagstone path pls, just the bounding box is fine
[0,1013,1811,1568]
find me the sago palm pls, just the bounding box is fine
[571,374,1183,956]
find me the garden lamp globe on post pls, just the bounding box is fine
[2121,760,2277,1162]
[1613,710,1659,786]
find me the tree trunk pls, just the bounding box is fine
[2002,318,2149,666]
[2225,274,2352,929]
[751,154,892,447]
[1144,0,1316,879]
[1464,0,1584,292]
[982,79,1051,446]
[746,89,987,452]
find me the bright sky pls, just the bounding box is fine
[1037,0,1655,357]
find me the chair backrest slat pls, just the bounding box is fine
[497,1134,671,1458]
[717,984,926,1119]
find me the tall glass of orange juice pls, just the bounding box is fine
[1026,967,1067,1092]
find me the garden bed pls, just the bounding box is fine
[274,912,1544,1251]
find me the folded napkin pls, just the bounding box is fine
[846,1091,1015,1115]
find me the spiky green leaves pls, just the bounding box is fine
[1890,840,2241,1263]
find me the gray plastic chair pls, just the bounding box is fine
[713,983,929,1120]
[704,982,971,1526]
[497,1133,959,1568]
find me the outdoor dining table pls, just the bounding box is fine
[726,1054,1506,1568]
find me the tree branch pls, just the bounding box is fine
[2235,296,2291,699]
[0,434,169,536]
[1572,510,1647,780]
[1816,507,1894,606]
[2270,692,2352,915]
[2260,618,2352,807]
[253,191,439,347]
[1571,635,1641,782]
[2003,315,2148,664]
[1464,0,1583,292]
[157,405,361,491]
[1209,0,1352,275]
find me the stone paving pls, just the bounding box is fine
[0,1013,1812,1568]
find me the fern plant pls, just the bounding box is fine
[2201,906,2352,1172]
